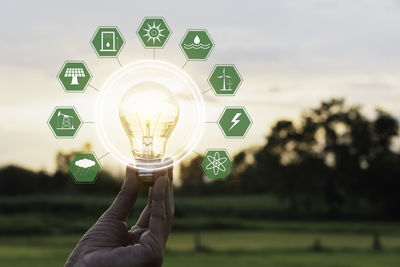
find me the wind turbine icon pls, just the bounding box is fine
[217,68,232,91]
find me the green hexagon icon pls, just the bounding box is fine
[47,107,82,138]
[137,17,171,48]
[200,149,232,180]
[218,106,252,138]
[69,153,101,183]
[57,61,92,92]
[208,64,242,96]
[91,26,125,57]
[180,29,214,60]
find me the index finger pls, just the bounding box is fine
[101,165,141,221]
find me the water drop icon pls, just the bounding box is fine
[106,42,110,47]
[194,35,200,44]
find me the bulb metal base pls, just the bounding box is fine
[135,158,162,185]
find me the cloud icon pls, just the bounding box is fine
[75,158,96,169]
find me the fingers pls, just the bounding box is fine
[148,161,174,246]
[135,188,153,228]
[162,158,174,233]
[149,175,167,244]
[129,227,147,244]
[101,165,141,221]
[154,157,173,181]
[128,159,173,233]
[165,171,174,234]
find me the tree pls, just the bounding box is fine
[245,98,400,217]
[179,155,205,194]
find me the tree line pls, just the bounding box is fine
[1,98,400,218]
[180,98,400,218]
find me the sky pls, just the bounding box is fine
[1,0,400,176]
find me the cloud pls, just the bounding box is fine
[75,158,96,169]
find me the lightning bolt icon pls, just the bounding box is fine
[229,113,241,131]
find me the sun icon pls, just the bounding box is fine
[143,22,166,44]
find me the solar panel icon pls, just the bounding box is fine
[100,31,117,52]
[64,68,86,85]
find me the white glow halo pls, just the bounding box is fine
[95,60,205,171]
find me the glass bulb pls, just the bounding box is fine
[119,82,180,160]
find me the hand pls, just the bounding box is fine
[65,162,174,267]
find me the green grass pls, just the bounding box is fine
[164,252,400,267]
[1,231,400,267]
[2,212,400,236]
[2,194,400,235]
[1,195,400,266]
[167,231,400,251]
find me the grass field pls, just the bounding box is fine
[1,231,400,267]
[2,194,400,235]
[1,195,400,266]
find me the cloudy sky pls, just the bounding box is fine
[1,0,400,174]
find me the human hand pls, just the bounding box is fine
[65,161,174,267]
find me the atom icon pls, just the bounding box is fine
[206,151,228,175]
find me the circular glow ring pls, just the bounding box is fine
[95,60,205,171]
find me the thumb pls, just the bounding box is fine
[101,165,141,221]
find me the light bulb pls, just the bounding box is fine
[119,81,179,182]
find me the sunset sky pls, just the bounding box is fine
[1,0,400,175]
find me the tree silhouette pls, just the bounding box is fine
[243,98,399,216]
[179,98,400,218]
